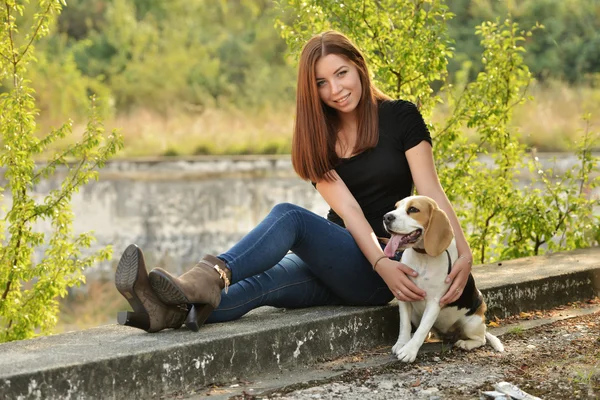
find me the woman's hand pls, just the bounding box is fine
[376,258,426,302]
[439,255,472,306]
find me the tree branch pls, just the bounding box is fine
[15,1,54,65]
[4,0,17,70]
[479,208,497,264]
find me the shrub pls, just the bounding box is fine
[0,0,123,342]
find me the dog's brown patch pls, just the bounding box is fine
[474,302,487,318]
[403,197,454,257]
[403,197,433,228]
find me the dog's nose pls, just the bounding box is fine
[384,213,395,224]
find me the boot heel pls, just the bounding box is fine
[118,311,150,331]
[185,304,214,332]
[115,245,145,313]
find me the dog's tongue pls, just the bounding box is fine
[384,234,404,258]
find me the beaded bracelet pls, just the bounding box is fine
[372,255,388,271]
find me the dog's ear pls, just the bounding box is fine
[423,206,454,257]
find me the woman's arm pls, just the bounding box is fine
[405,141,473,306]
[316,171,426,302]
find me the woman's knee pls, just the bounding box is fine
[270,202,305,217]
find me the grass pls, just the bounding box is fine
[546,354,600,390]
[506,325,525,336]
[572,365,597,386]
[569,358,600,397]
[430,80,600,151]
[511,81,600,151]
[45,103,295,159]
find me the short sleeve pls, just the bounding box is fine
[389,100,432,151]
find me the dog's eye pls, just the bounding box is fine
[407,206,420,214]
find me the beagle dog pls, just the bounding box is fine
[382,195,503,363]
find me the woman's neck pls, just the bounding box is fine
[337,108,357,128]
[337,111,357,134]
[336,116,358,158]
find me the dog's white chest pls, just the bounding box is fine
[401,250,452,301]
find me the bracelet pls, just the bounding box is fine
[372,255,388,271]
[458,255,473,266]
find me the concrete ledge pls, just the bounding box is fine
[0,307,400,399]
[1,247,599,399]
[475,247,600,317]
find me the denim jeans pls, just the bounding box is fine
[207,202,395,323]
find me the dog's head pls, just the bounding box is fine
[382,195,454,257]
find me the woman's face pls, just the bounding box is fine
[315,54,362,115]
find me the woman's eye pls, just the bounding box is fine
[407,206,420,214]
[317,80,326,87]
[337,70,347,77]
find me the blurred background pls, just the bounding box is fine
[21,0,600,158]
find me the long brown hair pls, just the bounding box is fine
[292,30,390,182]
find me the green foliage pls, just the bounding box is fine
[4,0,597,134]
[2,0,596,158]
[276,0,600,264]
[192,137,291,156]
[277,0,453,115]
[446,0,600,84]
[502,119,600,259]
[26,35,113,122]
[0,0,123,342]
[61,0,295,112]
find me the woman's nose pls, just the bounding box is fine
[330,80,342,95]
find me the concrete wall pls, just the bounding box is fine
[30,156,329,275]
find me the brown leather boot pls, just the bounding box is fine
[115,244,187,333]
[148,255,231,332]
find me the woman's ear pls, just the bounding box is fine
[423,207,454,257]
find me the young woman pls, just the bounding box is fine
[115,30,473,333]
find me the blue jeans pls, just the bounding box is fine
[207,203,394,323]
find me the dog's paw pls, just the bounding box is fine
[391,340,407,355]
[392,333,412,355]
[454,339,485,351]
[395,345,419,363]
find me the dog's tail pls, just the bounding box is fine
[486,332,504,352]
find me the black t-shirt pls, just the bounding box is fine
[324,99,432,238]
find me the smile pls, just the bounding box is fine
[334,93,350,103]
